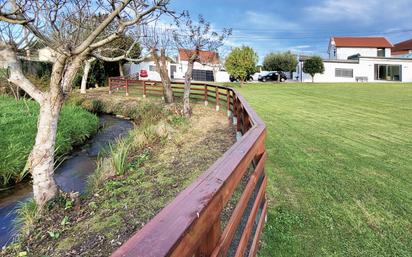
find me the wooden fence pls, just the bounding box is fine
[108,77,267,257]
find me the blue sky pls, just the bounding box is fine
[169,0,412,62]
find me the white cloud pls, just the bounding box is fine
[294,45,311,49]
[244,11,298,30]
[305,0,412,24]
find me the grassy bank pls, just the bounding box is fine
[3,92,235,256]
[0,95,99,187]
[237,83,412,257]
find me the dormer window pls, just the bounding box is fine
[377,48,386,57]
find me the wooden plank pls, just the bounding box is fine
[247,200,267,257]
[234,176,267,257]
[211,151,267,257]
[196,219,221,257]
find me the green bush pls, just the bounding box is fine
[109,139,131,176]
[0,96,99,187]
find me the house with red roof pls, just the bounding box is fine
[328,37,393,60]
[392,38,412,57]
[296,36,412,83]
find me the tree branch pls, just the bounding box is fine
[92,51,149,63]
[88,1,165,52]
[72,0,132,54]
[0,43,45,102]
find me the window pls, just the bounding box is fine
[374,64,402,81]
[377,48,386,57]
[192,69,214,82]
[149,65,156,72]
[335,68,353,78]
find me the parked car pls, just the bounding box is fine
[258,71,287,82]
[229,75,253,82]
[139,69,148,78]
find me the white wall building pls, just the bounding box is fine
[124,49,230,83]
[297,37,412,83]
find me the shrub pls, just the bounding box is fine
[109,139,131,176]
[14,198,38,237]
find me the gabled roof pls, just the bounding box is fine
[330,37,393,48]
[178,49,220,64]
[392,38,412,52]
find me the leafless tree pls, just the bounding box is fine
[140,23,176,103]
[173,15,231,117]
[0,0,171,207]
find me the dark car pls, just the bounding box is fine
[229,75,253,82]
[258,71,287,82]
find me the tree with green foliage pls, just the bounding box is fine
[262,51,298,82]
[303,56,325,82]
[224,46,258,86]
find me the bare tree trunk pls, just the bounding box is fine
[240,79,244,87]
[183,59,195,117]
[152,48,174,104]
[119,61,124,77]
[80,57,95,94]
[29,95,62,206]
[311,75,314,83]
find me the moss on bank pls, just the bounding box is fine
[3,91,235,256]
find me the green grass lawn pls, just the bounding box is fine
[0,95,99,187]
[237,83,412,257]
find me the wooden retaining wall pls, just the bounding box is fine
[108,78,267,257]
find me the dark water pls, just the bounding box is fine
[0,115,134,248]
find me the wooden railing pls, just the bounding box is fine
[108,77,267,257]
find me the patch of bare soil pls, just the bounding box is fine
[3,103,235,257]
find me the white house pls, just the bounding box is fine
[123,49,230,83]
[296,37,412,83]
[124,57,174,81]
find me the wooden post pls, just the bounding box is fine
[143,81,147,98]
[226,89,231,117]
[125,79,129,96]
[232,95,237,125]
[108,78,112,94]
[237,101,242,133]
[196,219,221,257]
[243,109,250,134]
[204,85,208,106]
[215,87,220,111]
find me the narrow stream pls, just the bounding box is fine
[0,115,134,248]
